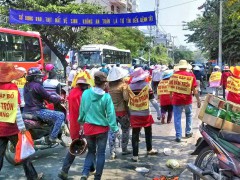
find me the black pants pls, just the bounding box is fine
[161,105,173,122]
[223,85,226,99]
[132,126,152,156]
[0,135,38,180]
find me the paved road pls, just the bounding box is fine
[0,96,205,180]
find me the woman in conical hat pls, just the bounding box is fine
[107,67,131,159]
[128,67,160,162]
[0,63,42,179]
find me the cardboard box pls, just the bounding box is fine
[201,113,240,133]
[227,101,240,113]
[207,94,225,109]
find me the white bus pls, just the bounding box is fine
[78,44,131,67]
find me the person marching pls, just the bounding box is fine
[169,60,201,142]
[128,67,159,162]
[14,67,27,112]
[209,65,222,96]
[0,63,42,180]
[157,70,174,124]
[58,76,94,180]
[152,65,162,94]
[226,66,240,104]
[107,67,131,160]
[78,71,119,180]
[221,65,232,99]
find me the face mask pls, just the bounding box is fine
[34,76,43,83]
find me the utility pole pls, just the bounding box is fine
[148,26,152,66]
[172,36,177,64]
[218,0,223,67]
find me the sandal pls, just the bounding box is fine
[147,149,158,155]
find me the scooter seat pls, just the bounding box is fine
[219,130,240,144]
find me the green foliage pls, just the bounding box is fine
[143,44,173,64]
[173,49,193,63]
[185,0,240,65]
[0,0,149,66]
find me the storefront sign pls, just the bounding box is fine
[0,90,18,123]
[128,85,149,110]
[168,74,193,95]
[227,76,240,94]
[10,9,156,27]
[157,80,170,95]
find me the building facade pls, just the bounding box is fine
[75,0,139,13]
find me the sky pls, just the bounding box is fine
[138,0,206,50]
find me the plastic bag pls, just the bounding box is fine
[15,131,35,163]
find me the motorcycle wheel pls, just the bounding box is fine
[193,146,218,180]
[5,141,20,166]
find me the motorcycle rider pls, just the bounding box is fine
[43,63,61,95]
[23,67,65,143]
[0,63,43,180]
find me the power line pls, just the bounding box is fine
[159,0,199,10]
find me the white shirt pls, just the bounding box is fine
[68,69,77,82]
[152,69,162,81]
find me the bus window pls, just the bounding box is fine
[0,32,41,62]
[79,51,101,66]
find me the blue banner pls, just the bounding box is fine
[9,9,156,27]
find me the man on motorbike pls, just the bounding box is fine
[23,67,65,143]
[43,63,61,95]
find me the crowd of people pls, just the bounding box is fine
[1,59,240,180]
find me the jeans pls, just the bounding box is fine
[0,135,38,180]
[108,115,130,154]
[173,104,192,139]
[35,109,65,139]
[61,140,95,174]
[132,126,152,156]
[82,132,108,180]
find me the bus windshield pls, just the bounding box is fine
[78,51,101,66]
[0,32,41,62]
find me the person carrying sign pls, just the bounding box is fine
[157,70,174,124]
[0,63,42,180]
[14,67,27,112]
[107,67,131,160]
[128,67,159,162]
[226,66,240,104]
[169,60,201,142]
[209,65,222,96]
[220,65,232,99]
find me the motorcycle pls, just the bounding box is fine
[5,103,70,166]
[187,123,240,180]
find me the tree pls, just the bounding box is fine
[185,0,240,65]
[173,49,193,63]
[143,44,173,65]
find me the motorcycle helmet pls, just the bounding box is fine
[27,67,44,77]
[69,138,87,156]
[26,67,44,82]
[45,64,55,72]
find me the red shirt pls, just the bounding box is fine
[0,83,21,137]
[159,94,172,106]
[171,71,197,106]
[68,87,83,140]
[221,71,232,87]
[83,123,109,136]
[227,75,240,104]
